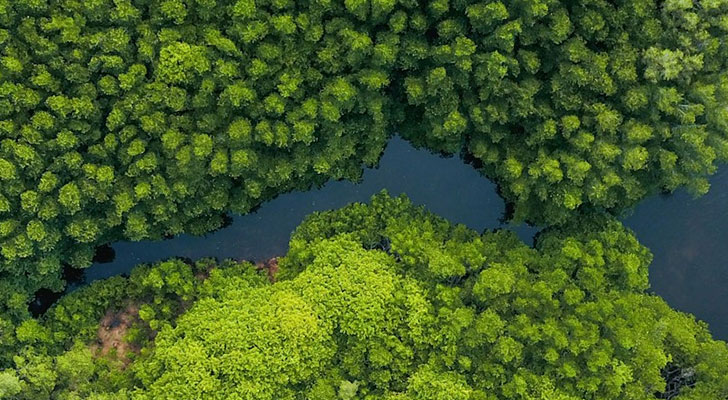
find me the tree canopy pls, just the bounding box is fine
[2,0,728,318]
[2,194,726,399]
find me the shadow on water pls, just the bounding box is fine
[32,136,728,341]
[92,244,116,264]
[29,264,86,317]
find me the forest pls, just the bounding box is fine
[0,193,727,399]
[1,0,728,398]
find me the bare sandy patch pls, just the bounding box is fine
[90,303,141,366]
[255,257,279,282]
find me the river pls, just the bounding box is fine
[68,136,728,340]
[625,168,728,340]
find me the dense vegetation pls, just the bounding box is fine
[1,194,726,399]
[2,0,728,318]
[3,0,728,397]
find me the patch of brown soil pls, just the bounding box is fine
[195,264,215,281]
[256,257,279,282]
[90,303,141,366]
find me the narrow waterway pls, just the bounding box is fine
[84,137,537,281]
[76,136,727,340]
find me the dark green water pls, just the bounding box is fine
[78,136,727,340]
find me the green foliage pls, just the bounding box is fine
[1,257,267,399]
[6,194,723,399]
[127,194,727,399]
[2,0,728,322]
[1,0,397,318]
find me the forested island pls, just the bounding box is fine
[1,0,728,398]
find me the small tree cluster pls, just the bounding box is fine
[1,256,268,398]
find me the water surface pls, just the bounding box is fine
[625,169,728,339]
[79,137,728,340]
[85,137,536,281]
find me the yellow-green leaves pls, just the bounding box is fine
[0,158,16,180]
[232,0,256,19]
[58,183,81,215]
[157,42,211,85]
[622,146,649,171]
[466,2,508,32]
[473,264,517,300]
